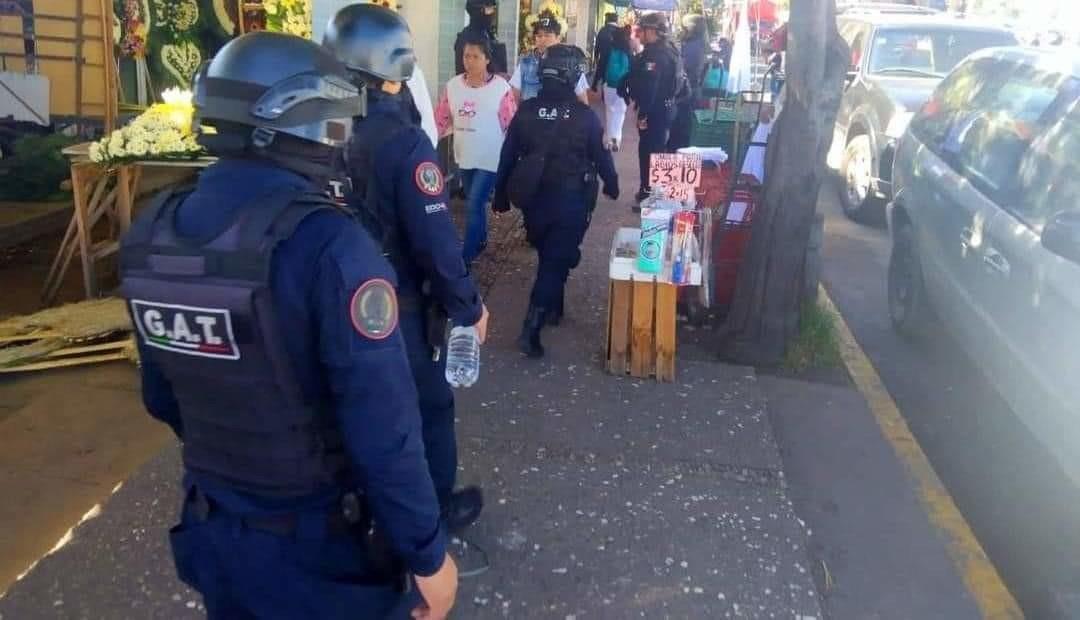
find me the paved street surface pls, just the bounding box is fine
[819,184,1080,618]
[0,112,1028,619]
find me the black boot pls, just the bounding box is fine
[442,486,484,535]
[518,306,546,358]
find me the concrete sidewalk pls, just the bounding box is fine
[0,113,825,618]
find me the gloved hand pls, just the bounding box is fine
[492,190,511,213]
[603,184,620,201]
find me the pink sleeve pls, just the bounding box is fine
[435,89,453,138]
[498,89,517,133]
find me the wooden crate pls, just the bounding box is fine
[605,277,678,382]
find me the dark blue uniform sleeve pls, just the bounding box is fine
[494,112,525,196]
[136,343,184,438]
[587,111,619,192]
[314,224,446,577]
[387,129,484,327]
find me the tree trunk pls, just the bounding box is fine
[721,0,849,365]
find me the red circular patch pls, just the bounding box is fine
[414,162,445,197]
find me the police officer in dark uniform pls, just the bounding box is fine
[324,4,488,534]
[493,45,619,358]
[625,12,682,202]
[455,0,509,76]
[119,32,458,619]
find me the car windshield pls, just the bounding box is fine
[868,28,1016,77]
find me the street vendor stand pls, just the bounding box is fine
[42,144,213,304]
[606,154,706,383]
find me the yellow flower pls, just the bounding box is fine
[89,142,104,163]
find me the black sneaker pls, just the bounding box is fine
[443,486,484,535]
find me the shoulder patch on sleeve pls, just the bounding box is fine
[349,279,399,340]
[414,162,445,197]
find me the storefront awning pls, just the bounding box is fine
[632,0,677,10]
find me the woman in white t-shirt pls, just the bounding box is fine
[510,11,589,105]
[436,35,517,264]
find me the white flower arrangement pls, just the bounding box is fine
[90,89,204,165]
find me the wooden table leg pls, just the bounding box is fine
[69,163,97,299]
[115,164,140,234]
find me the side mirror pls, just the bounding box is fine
[1042,211,1080,264]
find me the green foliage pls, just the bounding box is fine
[783,301,842,372]
[0,134,78,202]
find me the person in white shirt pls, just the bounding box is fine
[436,35,517,264]
[407,65,439,148]
[509,10,589,105]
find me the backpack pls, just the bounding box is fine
[669,43,692,105]
[605,49,630,86]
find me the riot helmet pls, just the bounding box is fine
[639,12,670,38]
[323,3,416,84]
[540,44,587,87]
[466,0,497,30]
[193,31,364,159]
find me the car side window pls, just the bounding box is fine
[911,58,1073,205]
[944,65,1075,207]
[909,57,993,149]
[1012,101,1080,230]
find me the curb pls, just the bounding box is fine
[820,285,1023,620]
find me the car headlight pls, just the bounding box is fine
[885,111,915,140]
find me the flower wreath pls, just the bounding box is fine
[520,1,570,52]
[524,1,568,39]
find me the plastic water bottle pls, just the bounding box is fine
[444,326,481,388]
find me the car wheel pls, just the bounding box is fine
[888,223,933,339]
[840,134,876,221]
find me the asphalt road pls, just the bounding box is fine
[818,183,1080,619]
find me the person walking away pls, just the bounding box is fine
[324,4,489,539]
[119,31,459,619]
[624,12,682,203]
[668,14,708,151]
[493,45,619,357]
[510,9,589,105]
[455,0,508,76]
[435,34,516,264]
[600,25,632,151]
[591,12,620,93]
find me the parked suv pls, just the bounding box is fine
[832,13,1016,220]
[888,47,1080,484]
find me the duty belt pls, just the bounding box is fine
[186,488,368,537]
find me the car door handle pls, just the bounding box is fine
[983,248,1010,278]
[960,226,976,252]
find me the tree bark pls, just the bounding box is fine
[721,0,849,365]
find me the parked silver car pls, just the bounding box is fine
[888,47,1080,484]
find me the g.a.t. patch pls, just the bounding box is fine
[130,300,240,360]
[414,162,444,197]
[350,279,398,340]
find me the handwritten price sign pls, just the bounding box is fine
[649,153,702,203]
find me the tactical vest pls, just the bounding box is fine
[520,98,594,191]
[120,186,348,498]
[346,114,410,277]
